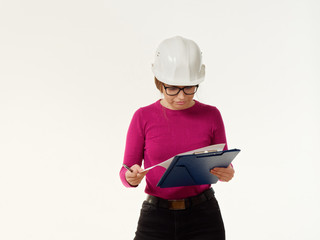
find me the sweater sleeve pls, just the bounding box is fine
[212,108,228,151]
[119,109,145,188]
[212,108,234,170]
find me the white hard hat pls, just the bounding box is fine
[152,36,205,86]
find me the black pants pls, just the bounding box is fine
[134,195,225,240]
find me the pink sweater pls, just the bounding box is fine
[120,100,228,200]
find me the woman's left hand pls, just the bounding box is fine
[210,164,234,182]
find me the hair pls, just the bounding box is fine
[154,77,163,93]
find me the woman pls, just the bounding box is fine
[120,36,235,240]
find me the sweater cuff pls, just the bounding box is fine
[120,167,138,188]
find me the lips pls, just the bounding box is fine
[175,101,185,105]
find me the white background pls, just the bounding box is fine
[0,0,319,239]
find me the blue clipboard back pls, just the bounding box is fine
[157,149,240,188]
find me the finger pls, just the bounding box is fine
[126,166,148,185]
[211,171,233,179]
[126,165,143,177]
[212,169,234,177]
[211,171,227,179]
[213,164,233,171]
[210,172,230,182]
[125,170,142,181]
[212,166,234,174]
[126,171,138,180]
[212,167,229,172]
[126,173,142,186]
[210,170,234,180]
[131,164,143,172]
[138,169,149,175]
[211,169,228,176]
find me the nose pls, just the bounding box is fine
[176,89,185,99]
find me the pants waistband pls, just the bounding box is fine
[146,188,215,210]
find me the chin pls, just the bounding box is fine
[173,104,189,110]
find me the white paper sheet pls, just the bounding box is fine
[141,143,225,172]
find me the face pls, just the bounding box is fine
[161,84,196,110]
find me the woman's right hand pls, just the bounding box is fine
[125,164,149,187]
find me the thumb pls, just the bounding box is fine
[138,169,149,177]
[130,164,143,173]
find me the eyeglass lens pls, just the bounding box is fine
[165,86,198,96]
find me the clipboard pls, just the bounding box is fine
[157,149,240,188]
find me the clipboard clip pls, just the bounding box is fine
[193,150,218,155]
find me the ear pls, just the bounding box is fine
[161,84,164,94]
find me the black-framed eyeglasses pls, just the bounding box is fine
[162,84,199,96]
